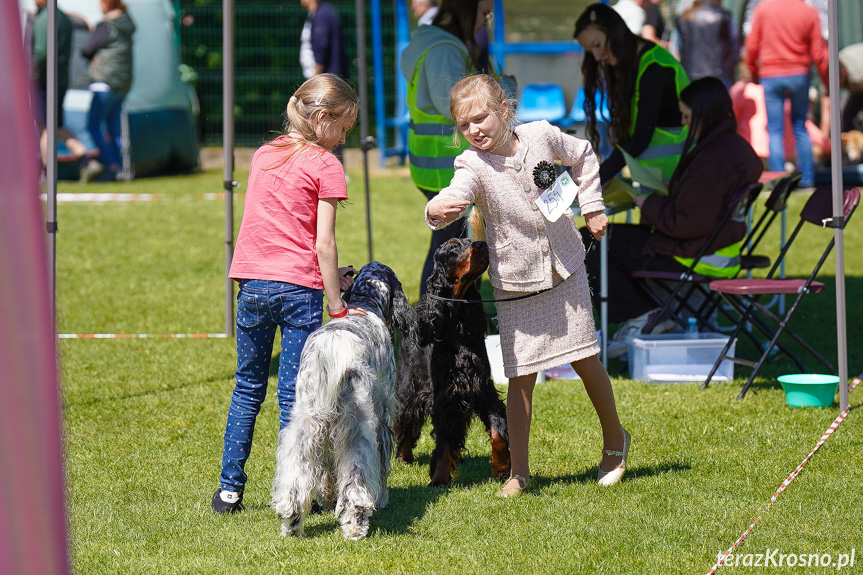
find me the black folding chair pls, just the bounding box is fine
[703,186,861,399]
[739,172,801,272]
[634,182,764,334]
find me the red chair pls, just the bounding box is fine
[703,186,860,399]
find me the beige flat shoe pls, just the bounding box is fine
[597,428,631,487]
[496,474,529,498]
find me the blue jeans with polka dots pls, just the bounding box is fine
[218,279,323,493]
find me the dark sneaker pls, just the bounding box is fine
[212,489,244,514]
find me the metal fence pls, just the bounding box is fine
[177,1,397,148]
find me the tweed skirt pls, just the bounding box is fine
[495,264,600,378]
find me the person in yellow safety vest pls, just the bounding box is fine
[579,77,763,359]
[400,0,515,295]
[575,3,689,189]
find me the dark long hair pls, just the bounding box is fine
[574,3,644,152]
[668,76,736,191]
[433,0,484,70]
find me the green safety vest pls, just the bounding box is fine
[674,241,742,278]
[407,49,470,192]
[628,45,690,181]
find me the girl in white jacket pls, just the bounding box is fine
[427,74,630,496]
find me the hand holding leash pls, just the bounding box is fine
[584,210,608,241]
[334,266,367,316]
[338,266,358,291]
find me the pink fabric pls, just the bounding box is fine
[730,81,830,161]
[744,0,829,85]
[0,2,69,574]
[229,136,348,289]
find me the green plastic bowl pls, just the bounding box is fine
[778,374,840,407]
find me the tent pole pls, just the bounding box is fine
[357,0,375,262]
[223,0,235,336]
[47,0,58,332]
[826,0,848,412]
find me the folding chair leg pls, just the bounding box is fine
[701,304,751,390]
[718,292,811,373]
[702,333,737,390]
[736,294,837,399]
[737,331,783,399]
[746,296,836,374]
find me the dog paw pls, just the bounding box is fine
[395,445,414,464]
[377,489,389,510]
[280,516,305,538]
[340,512,370,540]
[491,467,511,482]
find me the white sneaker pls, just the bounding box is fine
[613,308,675,343]
[80,159,104,183]
[606,340,629,359]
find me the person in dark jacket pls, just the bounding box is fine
[80,0,135,182]
[28,0,87,167]
[299,0,348,79]
[580,76,764,357]
[675,0,738,87]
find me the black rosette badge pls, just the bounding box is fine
[533,161,556,190]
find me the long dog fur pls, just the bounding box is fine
[271,262,415,540]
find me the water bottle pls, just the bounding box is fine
[685,317,699,339]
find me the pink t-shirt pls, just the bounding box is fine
[229,136,347,289]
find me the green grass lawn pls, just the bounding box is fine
[57,166,862,574]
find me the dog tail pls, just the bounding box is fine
[297,329,365,414]
[467,205,486,241]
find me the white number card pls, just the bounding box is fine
[534,171,579,222]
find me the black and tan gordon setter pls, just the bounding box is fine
[394,238,510,486]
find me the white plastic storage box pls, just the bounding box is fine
[628,333,736,384]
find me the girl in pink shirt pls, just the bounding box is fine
[213,74,365,514]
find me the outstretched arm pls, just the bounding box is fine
[427,197,471,228]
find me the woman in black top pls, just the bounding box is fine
[575,3,689,185]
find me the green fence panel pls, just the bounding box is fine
[177,1,396,148]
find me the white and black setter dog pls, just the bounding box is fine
[271,262,416,540]
[394,238,511,486]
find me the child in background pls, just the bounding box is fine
[212,74,365,514]
[426,74,630,497]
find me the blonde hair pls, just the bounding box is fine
[448,74,517,150]
[448,74,517,241]
[267,74,359,169]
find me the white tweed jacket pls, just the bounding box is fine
[426,120,604,292]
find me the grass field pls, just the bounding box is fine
[57,165,862,574]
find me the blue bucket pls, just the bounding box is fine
[777,374,840,407]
